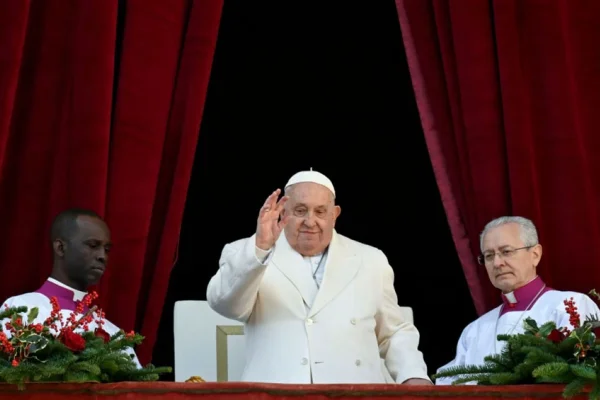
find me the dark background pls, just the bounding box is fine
[152,0,478,380]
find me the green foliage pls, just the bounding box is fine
[433,292,600,399]
[0,305,171,389]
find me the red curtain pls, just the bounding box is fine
[0,0,223,365]
[395,0,600,315]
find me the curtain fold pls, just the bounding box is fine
[396,0,600,314]
[0,0,223,365]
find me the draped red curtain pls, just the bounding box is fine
[395,0,600,315]
[0,0,223,364]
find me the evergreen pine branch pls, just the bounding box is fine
[563,377,589,399]
[450,373,494,385]
[482,353,514,371]
[559,337,581,354]
[523,347,566,363]
[429,291,600,399]
[532,361,571,378]
[535,375,575,384]
[513,334,561,354]
[488,372,527,385]
[531,361,577,384]
[0,294,171,386]
[570,364,597,380]
[433,363,501,379]
[512,362,540,382]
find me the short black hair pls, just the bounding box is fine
[50,208,102,243]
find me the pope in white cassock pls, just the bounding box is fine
[206,169,431,384]
[1,208,140,367]
[435,216,600,385]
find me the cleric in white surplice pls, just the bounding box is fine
[435,216,600,385]
[1,208,141,367]
[206,170,431,385]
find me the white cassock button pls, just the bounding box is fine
[306,318,313,325]
[355,359,361,366]
[301,358,308,365]
[350,318,356,325]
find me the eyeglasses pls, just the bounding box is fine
[477,246,535,266]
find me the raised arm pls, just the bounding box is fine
[206,189,289,322]
[206,235,272,321]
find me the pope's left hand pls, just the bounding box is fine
[402,378,433,385]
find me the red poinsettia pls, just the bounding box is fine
[94,327,110,343]
[548,328,566,343]
[60,329,86,352]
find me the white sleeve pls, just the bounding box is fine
[206,234,274,322]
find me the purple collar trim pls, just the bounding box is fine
[35,280,89,313]
[499,276,551,315]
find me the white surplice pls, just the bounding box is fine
[435,290,600,385]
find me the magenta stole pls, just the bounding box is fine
[35,280,90,313]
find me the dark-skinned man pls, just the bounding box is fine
[1,208,140,367]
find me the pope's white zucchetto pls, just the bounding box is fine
[285,168,335,198]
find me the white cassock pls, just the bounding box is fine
[206,229,430,384]
[435,289,600,385]
[1,278,141,368]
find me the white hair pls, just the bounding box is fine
[479,216,539,252]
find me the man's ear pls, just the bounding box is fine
[53,239,66,258]
[532,244,542,268]
[334,205,341,219]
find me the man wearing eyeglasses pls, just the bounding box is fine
[435,216,600,385]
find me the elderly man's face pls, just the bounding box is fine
[481,223,542,293]
[282,182,341,256]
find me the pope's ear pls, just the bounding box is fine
[53,239,65,258]
[334,205,341,219]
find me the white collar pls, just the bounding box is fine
[47,277,87,301]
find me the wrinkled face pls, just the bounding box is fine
[283,182,341,256]
[58,216,112,288]
[481,223,541,293]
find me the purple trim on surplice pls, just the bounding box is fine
[35,280,88,312]
[499,276,552,316]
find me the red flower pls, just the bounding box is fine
[548,329,566,343]
[60,329,86,352]
[94,327,110,343]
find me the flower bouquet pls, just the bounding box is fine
[433,290,600,399]
[0,291,171,388]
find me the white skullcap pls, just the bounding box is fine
[285,168,335,197]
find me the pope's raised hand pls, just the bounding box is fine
[256,189,289,250]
